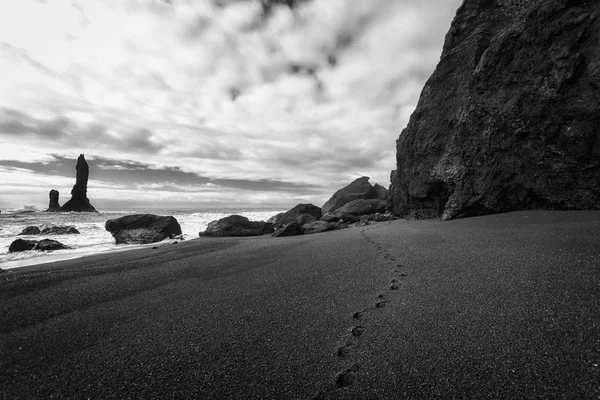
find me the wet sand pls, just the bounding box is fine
[1,211,599,399]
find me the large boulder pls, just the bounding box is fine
[322,177,379,214]
[333,199,387,219]
[9,239,71,253]
[267,204,322,229]
[105,214,182,244]
[390,0,600,220]
[46,189,61,212]
[374,183,389,201]
[272,222,303,237]
[19,226,41,235]
[200,215,274,237]
[61,154,97,212]
[302,221,338,235]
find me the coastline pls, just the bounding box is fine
[1,210,599,398]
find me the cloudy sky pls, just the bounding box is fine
[0,0,461,210]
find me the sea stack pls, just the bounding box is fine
[61,154,97,212]
[46,189,61,212]
[390,0,600,220]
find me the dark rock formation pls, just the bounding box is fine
[200,215,274,237]
[374,183,390,201]
[41,226,80,235]
[61,154,97,212]
[322,177,379,214]
[105,214,182,244]
[272,222,304,237]
[19,226,41,235]
[9,238,71,253]
[359,213,398,223]
[46,189,61,212]
[302,221,338,235]
[267,204,322,229]
[19,225,80,235]
[391,0,600,220]
[333,199,387,220]
[319,212,340,223]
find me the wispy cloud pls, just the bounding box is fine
[0,0,462,208]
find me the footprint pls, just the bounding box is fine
[335,364,361,388]
[390,278,398,283]
[336,342,356,357]
[390,284,400,290]
[352,310,365,320]
[377,293,387,300]
[351,326,365,337]
[375,300,388,309]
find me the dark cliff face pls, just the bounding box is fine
[61,154,97,212]
[391,0,600,220]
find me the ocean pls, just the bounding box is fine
[0,207,283,269]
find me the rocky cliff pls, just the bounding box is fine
[390,0,600,219]
[61,154,97,212]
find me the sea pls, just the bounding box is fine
[0,207,283,269]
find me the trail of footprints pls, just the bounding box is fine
[327,227,409,393]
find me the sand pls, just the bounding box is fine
[1,210,599,399]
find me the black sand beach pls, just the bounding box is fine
[1,211,599,399]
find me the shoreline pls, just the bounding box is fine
[1,210,599,398]
[0,238,182,270]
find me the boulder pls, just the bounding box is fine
[9,238,71,253]
[333,199,387,219]
[359,213,398,223]
[200,215,274,237]
[105,214,182,244]
[40,226,80,235]
[61,154,97,212]
[272,222,303,237]
[46,189,61,212]
[390,0,600,220]
[374,183,389,200]
[268,204,322,229]
[19,226,41,235]
[302,221,337,235]
[322,177,379,214]
[319,212,340,223]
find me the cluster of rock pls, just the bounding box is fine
[390,0,600,220]
[9,239,71,253]
[199,177,396,238]
[104,214,183,245]
[19,225,80,235]
[8,225,80,253]
[46,154,97,213]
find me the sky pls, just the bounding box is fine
[0,0,462,210]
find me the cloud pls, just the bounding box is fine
[0,0,463,208]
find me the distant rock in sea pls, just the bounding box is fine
[200,215,274,237]
[9,238,71,253]
[60,154,97,213]
[41,226,80,235]
[390,0,600,220]
[18,225,80,235]
[46,189,62,212]
[105,214,182,244]
[19,226,41,235]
